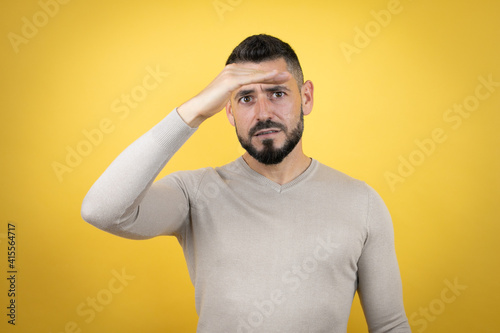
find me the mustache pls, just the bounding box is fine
[249,120,286,137]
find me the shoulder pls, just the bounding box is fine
[311,160,368,192]
[309,160,386,212]
[314,161,393,230]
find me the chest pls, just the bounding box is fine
[189,185,367,281]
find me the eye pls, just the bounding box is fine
[239,96,253,104]
[273,91,285,98]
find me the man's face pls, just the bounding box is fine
[226,58,311,165]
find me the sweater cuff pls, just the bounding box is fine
[150,108,198,153]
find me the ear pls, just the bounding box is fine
[226,100,235,126]
[301,80,314,116]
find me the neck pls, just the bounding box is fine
[242,141,311,185]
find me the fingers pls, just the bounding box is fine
[225,63,291,83]
[263,71,291,83]
[253,70,291,84]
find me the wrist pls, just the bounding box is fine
[177,102,207,128]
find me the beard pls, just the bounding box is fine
[236,108,304,165]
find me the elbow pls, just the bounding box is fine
[80,195,117,231]
[80,193,137,235]
[81,197,150,240]
[81,196,104,227]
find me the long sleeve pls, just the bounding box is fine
[357,185,411,332]
[81,108,197,239]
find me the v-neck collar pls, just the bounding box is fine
[234,157,318,193]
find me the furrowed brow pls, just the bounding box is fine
[235,89,255,100]
[264,85,291,93]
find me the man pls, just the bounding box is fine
[81,34,411,332]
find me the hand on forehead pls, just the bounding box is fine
[230,59,296,98]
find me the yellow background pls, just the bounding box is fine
[1,0,499,332]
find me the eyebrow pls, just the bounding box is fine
[234,85,291,100]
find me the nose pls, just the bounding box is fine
[255,95,273,121]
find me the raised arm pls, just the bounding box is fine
[80,64,291,239]
[357,185,411,332]
[80,109,197,239]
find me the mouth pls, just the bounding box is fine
[254,129,281,137]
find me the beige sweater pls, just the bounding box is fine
[81,109,410,332]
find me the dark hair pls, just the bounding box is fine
[226,34,304,86]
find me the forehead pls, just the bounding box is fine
[232,58,297,97]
